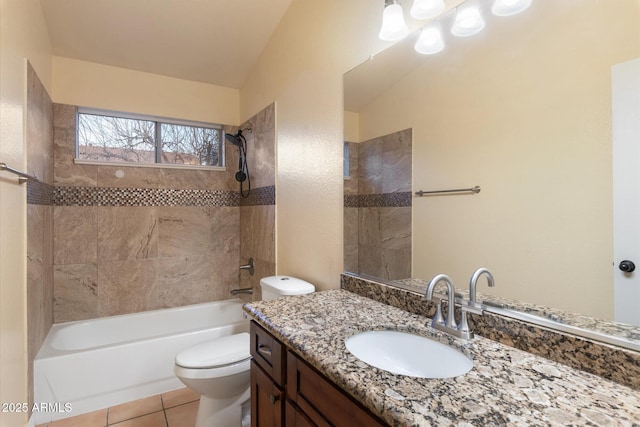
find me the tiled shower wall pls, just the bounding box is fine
[238,104,276,300]
[26,62,54,411]
[344,129,412,280]
[51,103,276,321]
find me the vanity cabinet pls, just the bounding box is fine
[250,321,285,427]
[250,321,387,427]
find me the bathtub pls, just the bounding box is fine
[33,299,249,424]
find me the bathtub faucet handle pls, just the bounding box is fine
[239,258,254,276]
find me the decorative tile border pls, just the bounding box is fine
[54,186,240,207]
[341,273,640,390]
[50,185,277,207]
[344,191,412,208]
[27,180,55,206]
[240,185,275,206]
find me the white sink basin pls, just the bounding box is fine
[345,330,473,379]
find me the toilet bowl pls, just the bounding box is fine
[174,276,315,427]
[174,333,251,427]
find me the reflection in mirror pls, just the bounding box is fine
[344,130,412,280]
[343,0,640,347]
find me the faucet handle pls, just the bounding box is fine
[432,299,445,326]
[458,311,474,340]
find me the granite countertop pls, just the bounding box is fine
[244,289,640,427]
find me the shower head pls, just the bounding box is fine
[225,128,251,147]
[225,131,244,147]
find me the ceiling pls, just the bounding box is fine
[40,0,293,89]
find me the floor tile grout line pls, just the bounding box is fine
[107,408,165,426]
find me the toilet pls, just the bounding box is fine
[174,276,315,427]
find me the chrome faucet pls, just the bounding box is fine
[425,274,458,331]
[425,273,483,340]
[469,268,495,307]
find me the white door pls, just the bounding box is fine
[613,57,640,326]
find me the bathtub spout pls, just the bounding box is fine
[230,288,254,296]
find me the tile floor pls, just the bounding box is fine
[35,388,200,427]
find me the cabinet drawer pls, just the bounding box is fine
[287,351,387,427]
[251,321,285,386]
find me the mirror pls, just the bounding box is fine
[344,0,640,346]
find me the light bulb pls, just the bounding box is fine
[492,0,532,16]
[415,24,444,55]
[451,5,485,37]
[410,0,445,20]
[379,2,410,41]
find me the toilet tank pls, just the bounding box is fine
[260,276,315,301]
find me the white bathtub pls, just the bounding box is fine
[33,299,249,424]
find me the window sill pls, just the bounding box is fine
[74,159,226,172]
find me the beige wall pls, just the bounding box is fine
[0,0,52,425]
[240,0,385,290]
[53,56,240,126]
[344,111,360,143]
[356,0,640,319]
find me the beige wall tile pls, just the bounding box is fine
[98,166,164,189]
[27,64,55,412]
[97,259,158,316]
[381,128,412,194]
[97,207,158,261]
[344,244,359,274]
[54,206,97,265]
[159,168,232,191]
[240,205,275,263]
[358,139,383,195]
[210,252,242,301]
[53,103,98,187]
[380,207,411,251]
[358,244,384,279]
[157,207,214,257]
[27,62,54,184]
[358,207,381,246]
[382,248,412,280]
[344,142,359,195]
[210,206,240,254]
[153,255,218,309]
[53,263,98,322]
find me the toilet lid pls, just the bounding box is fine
[175,332,250,369]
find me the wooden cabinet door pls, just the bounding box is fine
[285,401,318,427]
[287,351,387,427]
[251,360,284,427]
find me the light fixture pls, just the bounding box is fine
[491,0,532,16]
[451,4,485,37]
[414,23,444,55]
[410,0,445,20]
[379,0,410,41]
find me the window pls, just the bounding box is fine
[77,109,223,167]
[343,141,350,178]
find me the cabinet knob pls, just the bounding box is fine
[269,393,280,404]
[619,260,636,273]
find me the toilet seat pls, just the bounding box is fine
[174,332,251,379]
[174,358,251,379]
